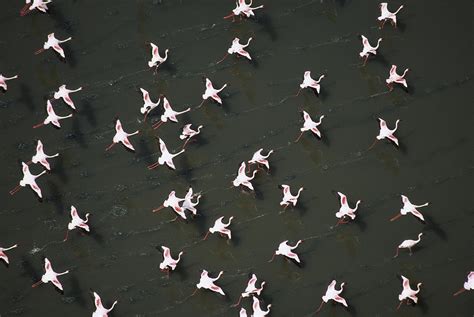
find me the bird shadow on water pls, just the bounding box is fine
[373,53,390,67]
[18,84,36,112]
[253,13,277,41]
[63,45,78,68]
[160,60,178,76]
[52,154,69,184]
[69,274,87,308]
[137,138,155,166]
[48,6,75,35]
[45,180,65,215]
[423,214,447,241]
[79,98,97,127]
[66,116,87,148]
[177,154,195,184]
[19,256,41,283]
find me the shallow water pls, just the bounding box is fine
[0,0,473,316]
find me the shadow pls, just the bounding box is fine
[79,98,97,127]
[45,181,65,214]
[397,20,407,33]
[66,117,87,148]
[63,45,78,68]
[249,56,259,69]
[373,53,390,67]
[320,129,330,147]
[253,187,264,201]
[69,275,87,308]
[353,211,367,232]
[190,212,208,236]
[397,141,407,154]
[177,154,194,184]
[48,6,75,34]
[20,256,41,282]
[18,83,36,112]
[334,0,350,6]
[137,138,155,166]
[424,214,447,241]
[253,13,277,41]
[160,60,177,76]
[294,200,309,216]
[52,154,69,184]
[415,293,430,314]
[316,86,328,101]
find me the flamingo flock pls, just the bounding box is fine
[2,1,470,316]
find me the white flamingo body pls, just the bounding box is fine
[252,296,271,317]
[92,292,118,317]
[158,138,185,170]
[32,140,59,171]
[139,88,160,116]
[275,240,302,263]
[41,100,73,128]
[43,33,72,58]
[280,184,303,207]
[228,37,253,60]
[376,118,400,146]
[360,36,382,60]
[181,187,201,216]
[398,195,429,221]
[162,191,186,219]
[38,258,69,291]
[398,275,422,305]
[180,124,202,141]
[0,245,18,265]
[378,3,404,27]
[232,162,258,190]
[335,192,361,221]
[240,308,248,317]
[248,149,273,170]
[395,233,423,257]
[463,272,474,290]
[0,74,18,91]
[161,97,190,123]
[111,119,139,151]
[232,0,264,18]
[196,270,225,296]
[386,65,409,89]
[148,43,169,68]
[202,78,227,104]
[301,111,324,138]
[68,206,90,232]
[54,85,82,110]
[300,71,325,94]
[322,280,348,307]
[18,162,46,198]
[159,246,183,271]
[209,216,234,239]
[242,274,265,298]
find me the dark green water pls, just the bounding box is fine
[0,0,473,316]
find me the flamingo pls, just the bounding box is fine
[180,124,203,149]
[239,308,248,317]
[31,140,59,171]
[232,274,266,307]
[369,118,400,149]
[248,148,273,170]
[92,292,118,317]
[152,96,190,129]
[335,192,361,225]
[194,270,225,296]
[9,162,46,198]
[391,195,429,222]
[224,0,264,21]
[394,233,423,257]
[32,100,73,129]
[105,119,139,152]
[159,246,183,275]
[35,33,72,59]
[280,184,304,210]
[152,191,186,220]
[252,296,271,317]
[197,78,227,108]
[269,240,303,263]
[64,206,90,242]
[386,65,409,91]
[53,85,82,110]
[139,88,160,121]
[216,37,253,64]
[232,162,258,191]
[0,74,18,91]
[148,43,169,70]
[315,280,348,313]
[453,272,474,296]
[0,244,18,265]
[359,35,382,65]
[378,3,404,28]
[203,216,234,240]
[32,258,69,291]
[295,111,324,142]
[20,0,51,16]
[181,187,201,216]
[397,275,422,310]
[296,71,325,96]
[147,138,185,170]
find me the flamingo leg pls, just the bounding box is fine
[390,213,402,222]
[231,296,243,307]
[147,162,160,170]
[295,88,302,96]
[34,48,45,55]
[396,300,404,310]
[453,288,465,296]
[63,230,69,242]
[31,281,43,288]
[315,300,325,313]
[196,99,206,109]
[182,139,190,149]
[152,205,165,213]
[105,143,115,151]
[294,132,304,143]
[9,185,21,195]
[393,248,399,258]
[268,254,276,263]
[32,122,44,129]
[152,121,163,130]
[223,13,234,19]
[202,232,210,241]
[20,4,31,16]
[216,53,229,65]
[368,139,378,150]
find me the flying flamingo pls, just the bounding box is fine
[252,296,271,317]
[295,111,324,142]
[20,0,51,16]
[33,100,73,129]
[181,187,201,216]
[203,216,234,240]
[239,308,248,317]
[92,292,118,317]
[159,246,183,276]
[197,78,227,108]
[63,206,90,242]
[180,124,203,149]
[232,162,258,191]
[32,258,69,291]
[139,88,160,121]
[296,71,325,96]
[269,240,303,263]
[152,191,186,220]
[148,43,169,71]
[386,65,409,91]
[368,118,400,149]
[280,184,304,210]
[148,138,185,170]
[35,33,72,59]
[105,119,139,152]
[53,85,82,110]
[232,274,266,307]
[453,272,474,296]
[30,140,59,171]
[0,74,18,91]
[397,275,422,310]
[0,244,18,265]
[359,35,382,65]
[394,233,423,258]
[391,195,429,222]
[224,0,264,21]
[378,3,404,28]
[248,148,273,170]
[9,162,46,198]
[152,96,190,129]
[216,37,253,64]
[194,270,225,296]
[335,192,361,225]
[315,280,348,313]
